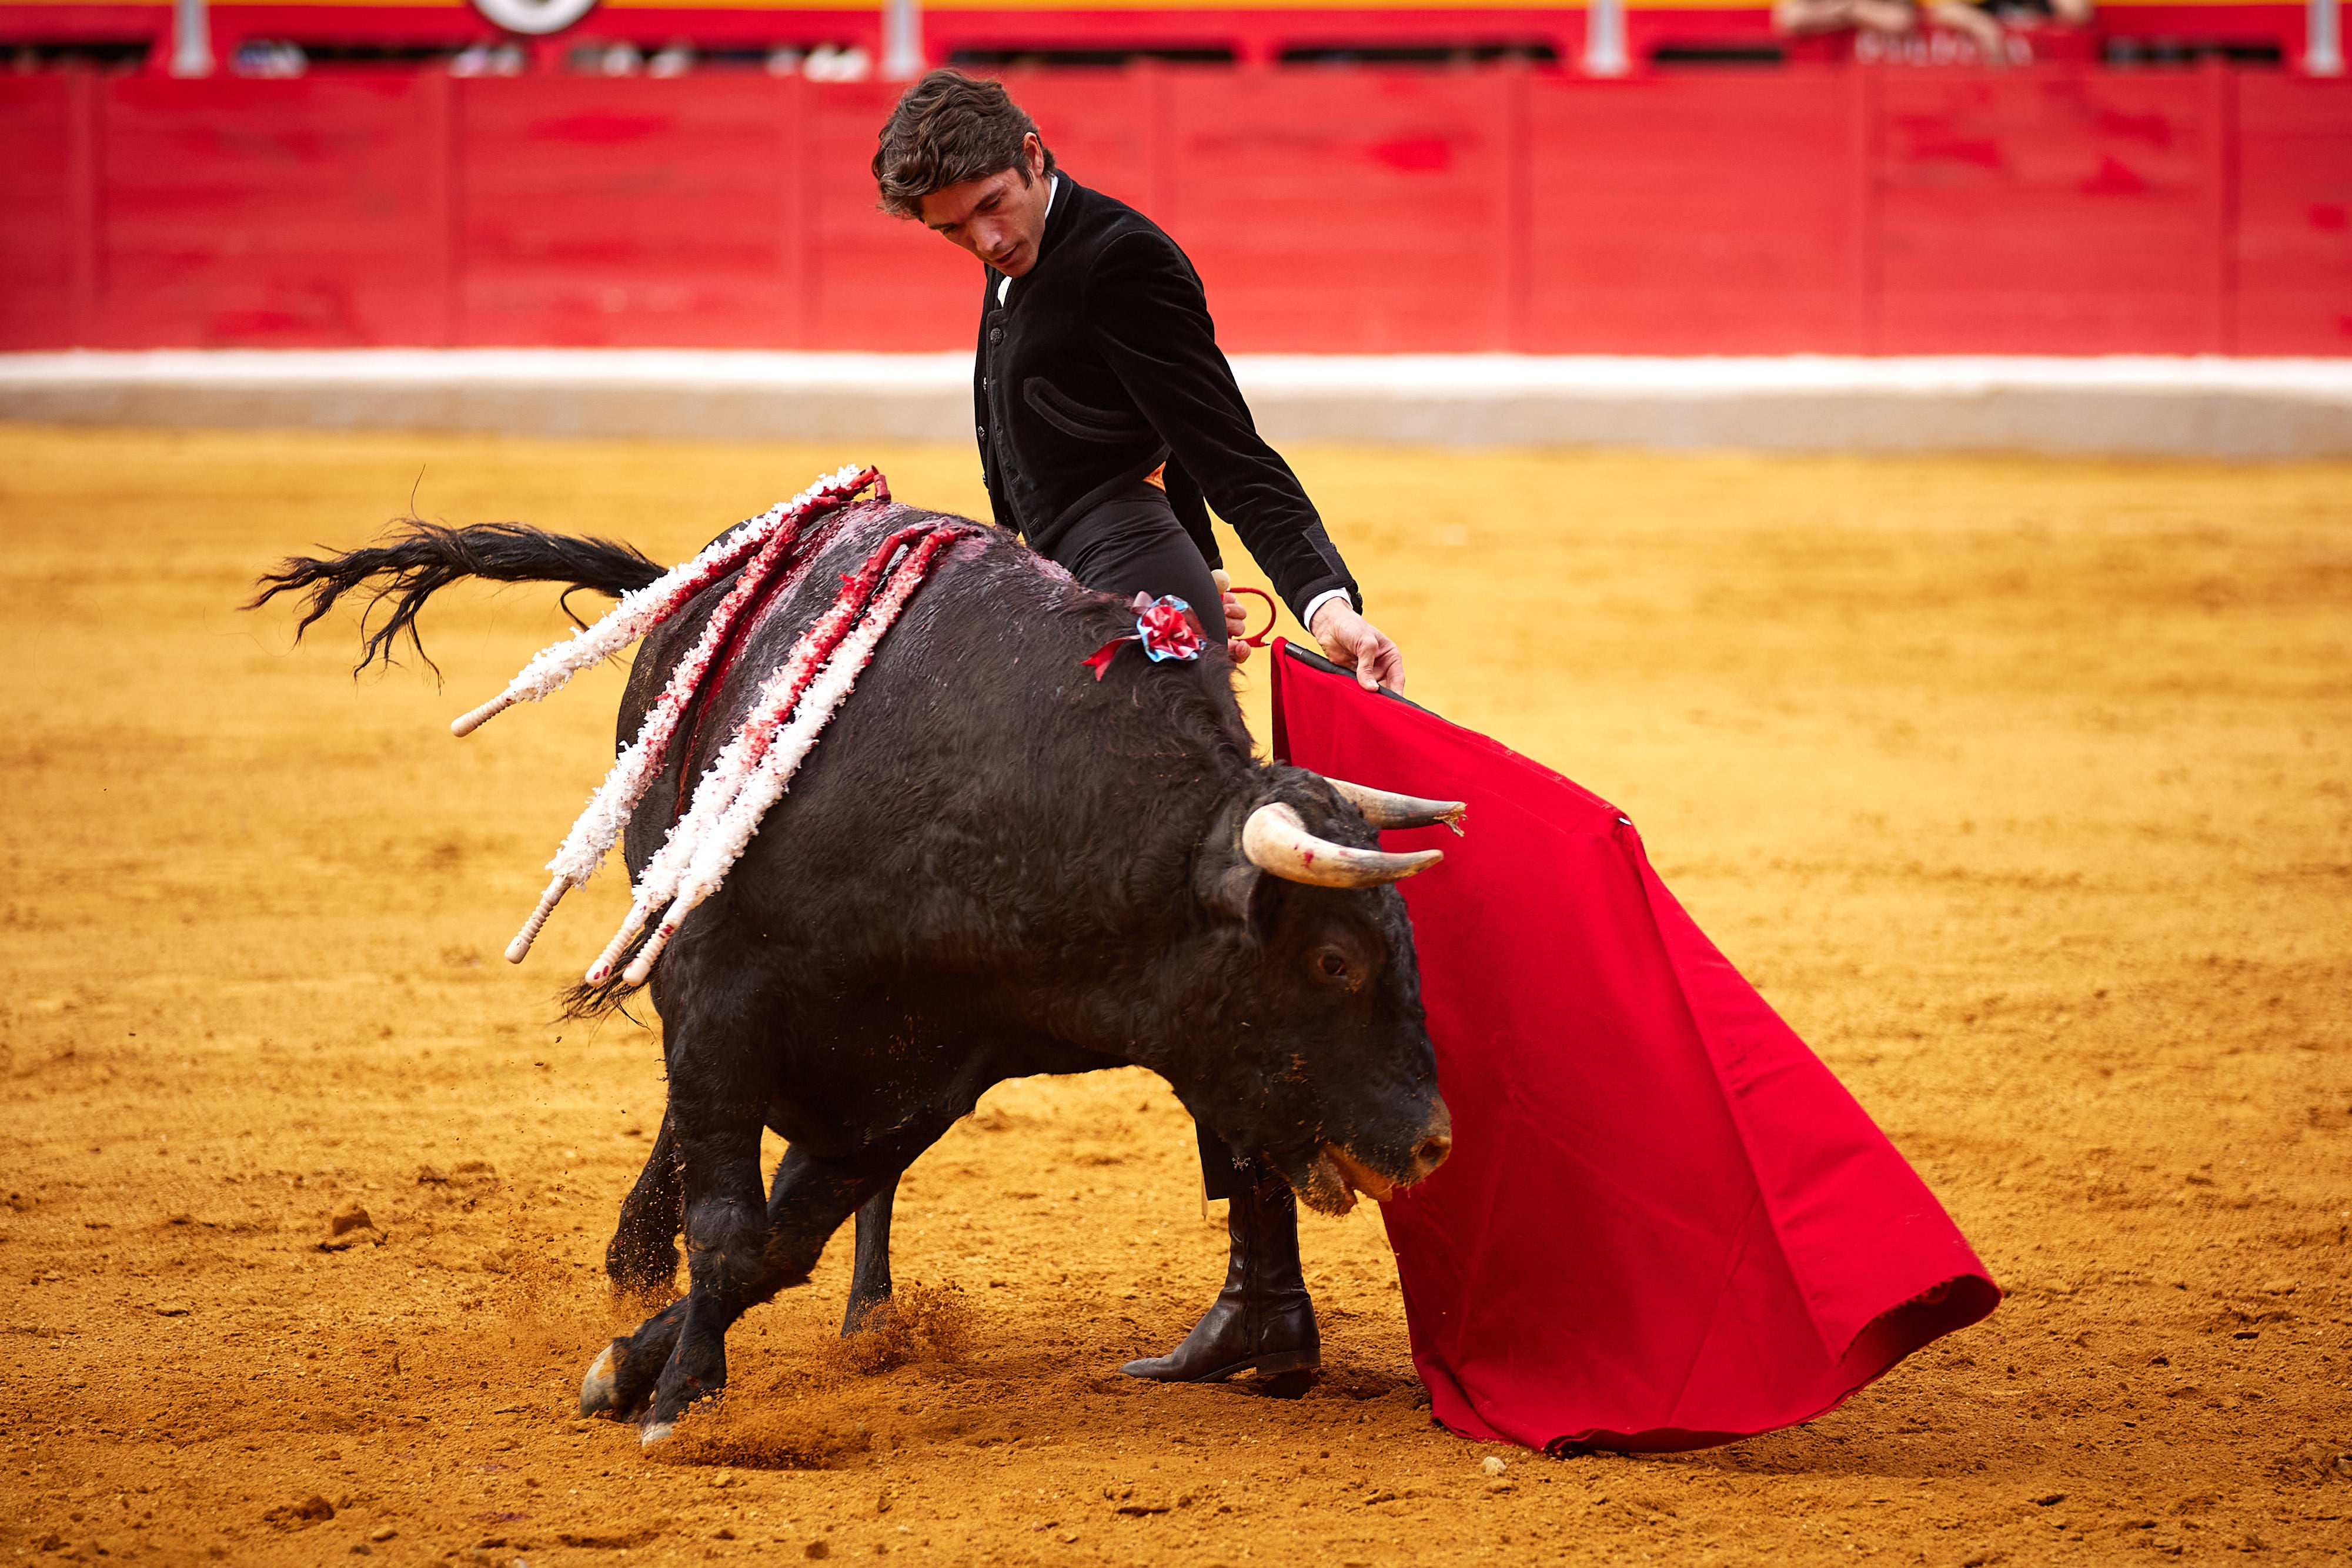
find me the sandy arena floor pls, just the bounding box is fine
[2,426,2348,1566]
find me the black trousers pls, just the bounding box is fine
[1048,483,1259,1203]
[1051,481,1224,627]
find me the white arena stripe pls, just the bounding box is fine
[4,349,2350,458]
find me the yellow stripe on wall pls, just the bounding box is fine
[31,0,2301,16]
[202,0,477,9]
[920,0,1579,11]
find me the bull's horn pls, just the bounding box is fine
[1242,803,1443,888]
[1322,777,1468,835]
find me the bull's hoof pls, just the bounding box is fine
[579,1342,622,1417]
[639,1419,676,1449]
[839,1295,893,1339]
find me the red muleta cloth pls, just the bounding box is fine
[1270,641,1999,1453]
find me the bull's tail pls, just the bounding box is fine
[562,967,646,1022]
[246,520,662,678]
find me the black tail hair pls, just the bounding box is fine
[561,941,654,1021]
[245,520,664,678]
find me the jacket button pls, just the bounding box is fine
[977,425,985,441]
[981,376,990,390]
[990,327,1003,345]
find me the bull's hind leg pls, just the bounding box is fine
[586,1115,882,1416]
[636,1139,924,1445]
[581,1107,769,1433]
[625,1098,769,1442]
[583,1152,893,1421]
[580,1295,687,1421]
[840,1181,898,1337]
[577,974,774,1427]
[580,1109,707,1420]
[604,1107,684,1299]
[583,1111,700,1426]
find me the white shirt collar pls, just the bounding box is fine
[995,176,1058,306]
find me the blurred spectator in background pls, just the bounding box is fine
[1923,0,2012,58]
[1955,0,2096,41]
[1773,0,1922,45]
[1775,0,2090,61]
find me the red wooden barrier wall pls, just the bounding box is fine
[2,65,2348,355]
[2238,75,2352,353]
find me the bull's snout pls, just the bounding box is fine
[1304,1102,1454,1215]
[1395,1099,1452,1186]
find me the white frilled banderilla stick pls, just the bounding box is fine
[470,465,887,964]
[500,488,867,962]
[588,521,975,989]
[450,463,883,742]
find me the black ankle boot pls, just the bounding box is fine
[1121,1176,1318,1382]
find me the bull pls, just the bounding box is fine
[253,497,1455,1444]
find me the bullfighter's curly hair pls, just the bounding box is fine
[872,68,1057,220]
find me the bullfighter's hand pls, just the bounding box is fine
[1211,569,1252,666]
[1310,601,1405,694]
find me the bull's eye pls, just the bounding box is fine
[1312,947,1361,990]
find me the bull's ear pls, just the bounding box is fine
[1203,861,1264,927]
[1196,797,1270,931]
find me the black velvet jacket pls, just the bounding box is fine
[974,175,1360,621]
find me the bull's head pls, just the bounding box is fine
[1180,772,1461,1216]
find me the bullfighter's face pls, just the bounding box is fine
[918,132,1054,279]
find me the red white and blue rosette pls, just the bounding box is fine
[1081,593,1207,681]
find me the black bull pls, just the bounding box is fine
[253,499,1455,1443]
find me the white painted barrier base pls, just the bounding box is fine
[5,350,2351,459]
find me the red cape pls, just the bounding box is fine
[1271,642,1999,1453]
